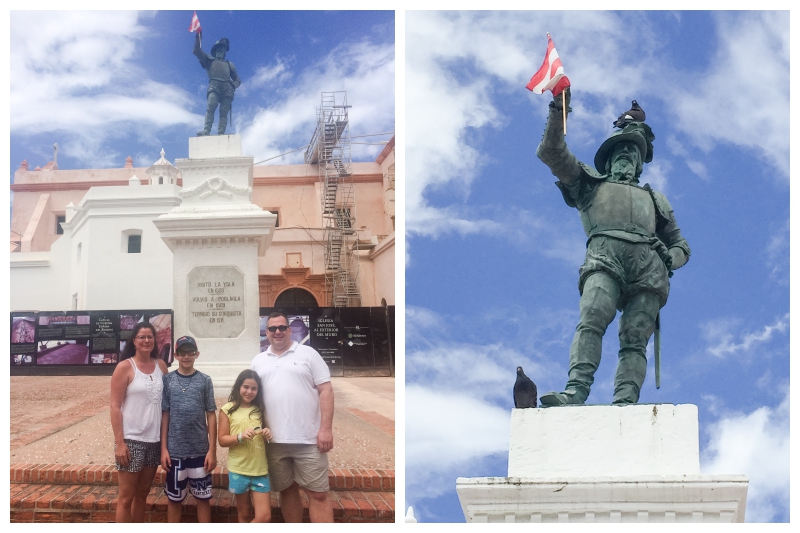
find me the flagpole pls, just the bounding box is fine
[562,91,567,136]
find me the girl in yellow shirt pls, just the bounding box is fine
[219,370,273,522]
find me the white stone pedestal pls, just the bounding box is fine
[456,404,748,523]
[154,135,276,391]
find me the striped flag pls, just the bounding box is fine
[526,34,570,96]
[189,11,202,34]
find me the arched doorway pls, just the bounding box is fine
[274,287,319,307]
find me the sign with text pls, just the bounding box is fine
[187,266,245,338]
[259,306,394,374]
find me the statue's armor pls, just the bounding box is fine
[208,59,232,82]
[579,182,656,243]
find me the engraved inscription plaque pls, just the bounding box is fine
[187,266,245,338]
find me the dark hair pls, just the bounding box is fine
[120,322,159,361]
[227,369,267,423]
[267,312,289,325]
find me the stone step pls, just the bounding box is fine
[10,464,394,490]
[10,464,394,523]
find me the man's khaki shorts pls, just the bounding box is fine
[266,443,329,493]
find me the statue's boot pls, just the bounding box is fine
[543,272,619,407]
[612,291,660,404]
[540,389,584,406]
[611,352,646,404]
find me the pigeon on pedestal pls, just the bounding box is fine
[513,366,538,408]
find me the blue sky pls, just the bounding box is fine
[9,10,394,176]
[405,11,789,523]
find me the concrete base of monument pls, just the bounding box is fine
[188,133,242,158]
[456,404,748,523]
[456,475,748,522]
[509,404,700,477]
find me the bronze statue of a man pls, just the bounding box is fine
[537,88,690,406]
[193,33,241,136]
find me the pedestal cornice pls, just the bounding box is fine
[456,475,748,523]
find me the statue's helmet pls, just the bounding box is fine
[594,122,655,175]
[211,38,231,57]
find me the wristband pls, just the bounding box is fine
[237,433,242,443]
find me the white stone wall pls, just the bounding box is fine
[10,183,180,312]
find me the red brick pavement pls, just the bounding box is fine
[346,408,395,437]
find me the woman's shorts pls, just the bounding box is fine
[228,472,271,494]
[115,439,161,472]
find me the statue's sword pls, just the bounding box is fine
[654,312,661,389]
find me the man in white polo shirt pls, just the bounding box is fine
[251,312,334,523]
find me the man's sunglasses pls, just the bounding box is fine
[267,325,289,333]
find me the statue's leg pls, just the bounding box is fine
[612,290,660,404]
[541,272,619,406]
[566,272,620,401]
[217,98,231,135]
[198,92,219,136]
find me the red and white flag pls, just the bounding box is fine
[189,11,202,34]
[526,34,570,96]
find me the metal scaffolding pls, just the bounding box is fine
[304,92,360,307]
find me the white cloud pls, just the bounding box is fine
[407,344,544,404]
[241,39,394,165]
[684,160,709,180]
[667,12,789,179]
[702,313,789,358]
[700,388,789,522]
[10,11,199,167]
[406,384,509,499]
[765,220,789,286]
[406,305,563,387]
[664,133,707,182]
[639,159,671,192]
[10,12,198,142]
[238,59,292,96]
[406,384,510,471]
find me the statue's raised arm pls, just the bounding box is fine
[536,88,585,186]
[192,31,209,66]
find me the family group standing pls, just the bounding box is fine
[110,312,334,522]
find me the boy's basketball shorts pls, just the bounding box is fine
[164,455,213,502]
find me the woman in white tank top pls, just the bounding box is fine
[110,322,169,522]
